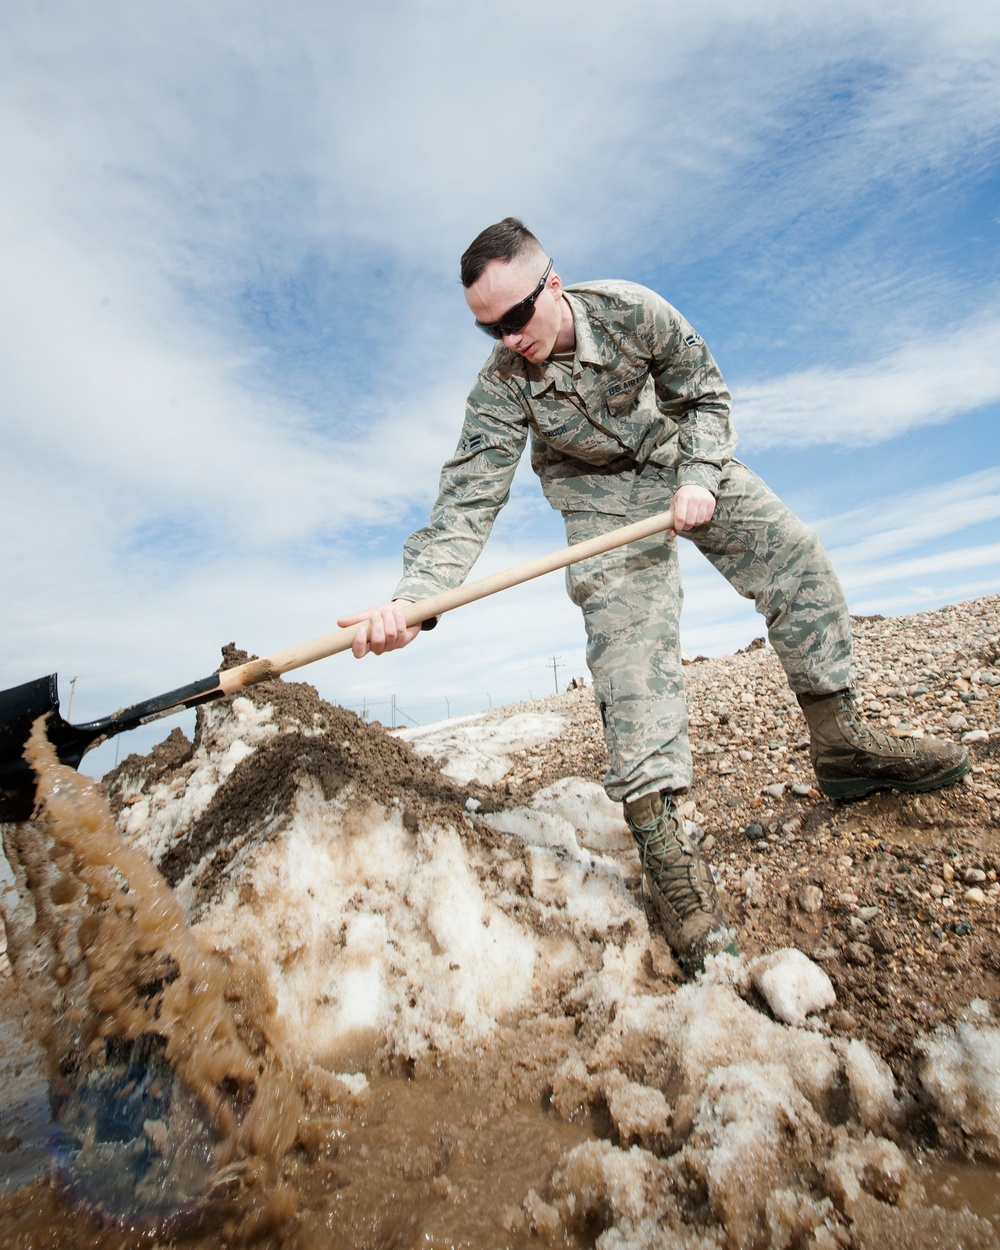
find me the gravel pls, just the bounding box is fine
[466,593,1000,1077]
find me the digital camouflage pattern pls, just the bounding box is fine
[394,281,854,799]
[563,461,853,799]
[394,281,734,599]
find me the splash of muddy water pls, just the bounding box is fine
[2,718,303,1234]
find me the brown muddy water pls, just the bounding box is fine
[0,721,596,1248]
[2,700,1000,1249]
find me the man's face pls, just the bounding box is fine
[464,256,568,363]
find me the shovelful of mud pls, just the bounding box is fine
[1,603,999,1249]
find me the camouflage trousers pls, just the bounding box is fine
[563,460,854,801]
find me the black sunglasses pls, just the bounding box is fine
[476,260,553,339]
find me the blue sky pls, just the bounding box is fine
[1,0,998,770]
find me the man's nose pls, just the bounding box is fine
[502,329,524,349]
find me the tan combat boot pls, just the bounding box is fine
[624,790,738,975]
[797,690,970,799]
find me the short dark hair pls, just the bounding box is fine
[460,217,545,288]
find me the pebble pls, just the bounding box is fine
[942,864,955,883]
[762,783,786,800]
[945,713,969,731]
[791,783,814,797]
[962,728,989,742]
[745,822,764,842]
[869,926,896,954]
[857,906,880,922]
[837,891,859,906]
[964,868,987,884]
[844,941,873,966]
[964,888,987,905]
[799,885,823,914]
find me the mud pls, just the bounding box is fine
[0,607,999,1248]
[2,721,304,1237]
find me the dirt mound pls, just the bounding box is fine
[104,645,503,911]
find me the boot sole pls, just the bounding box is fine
[817,756,972,799]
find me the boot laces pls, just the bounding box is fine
[632,800,710,922]
[843,693,917,757]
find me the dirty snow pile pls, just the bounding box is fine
[95,689,1000,1245]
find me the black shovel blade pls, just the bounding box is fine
[0,672,225,824]
[0,675,62,822]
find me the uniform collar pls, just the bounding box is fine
[522,291,605,396]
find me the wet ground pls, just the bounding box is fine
[1,603,999,1248]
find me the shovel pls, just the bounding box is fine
[0,508,675,822]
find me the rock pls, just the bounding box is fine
[964,887,987,905]
[964,868,987,884]
[942,863,955,883]
[791,783,813,797]
[799,885,823,914]
[745,822,764,842]
[869,926,896,954]
[945,713,969,731]
[962,729,989,742]
[857,906,880,922]
[750,948,836,1026]
[844,941,874,966]
[762,783,786,800]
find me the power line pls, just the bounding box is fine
[549,655,563,695]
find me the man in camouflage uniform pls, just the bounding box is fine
[341,218,969,975]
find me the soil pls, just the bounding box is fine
[450,599,1000,1114]
[3,599,997,1247]
[103,599,1000,1124]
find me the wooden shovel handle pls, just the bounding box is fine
[218,508,675,695]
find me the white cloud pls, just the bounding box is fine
[736,316,1000,448]
[0,0,998,772]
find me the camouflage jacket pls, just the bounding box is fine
[394,280,735,600]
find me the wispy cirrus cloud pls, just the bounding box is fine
[735,315,1000,449]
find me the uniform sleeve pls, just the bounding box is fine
[643,295,735,496]
[392,372,529,601]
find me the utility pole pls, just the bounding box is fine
[67,676,78,721]
[549,655,563,695]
